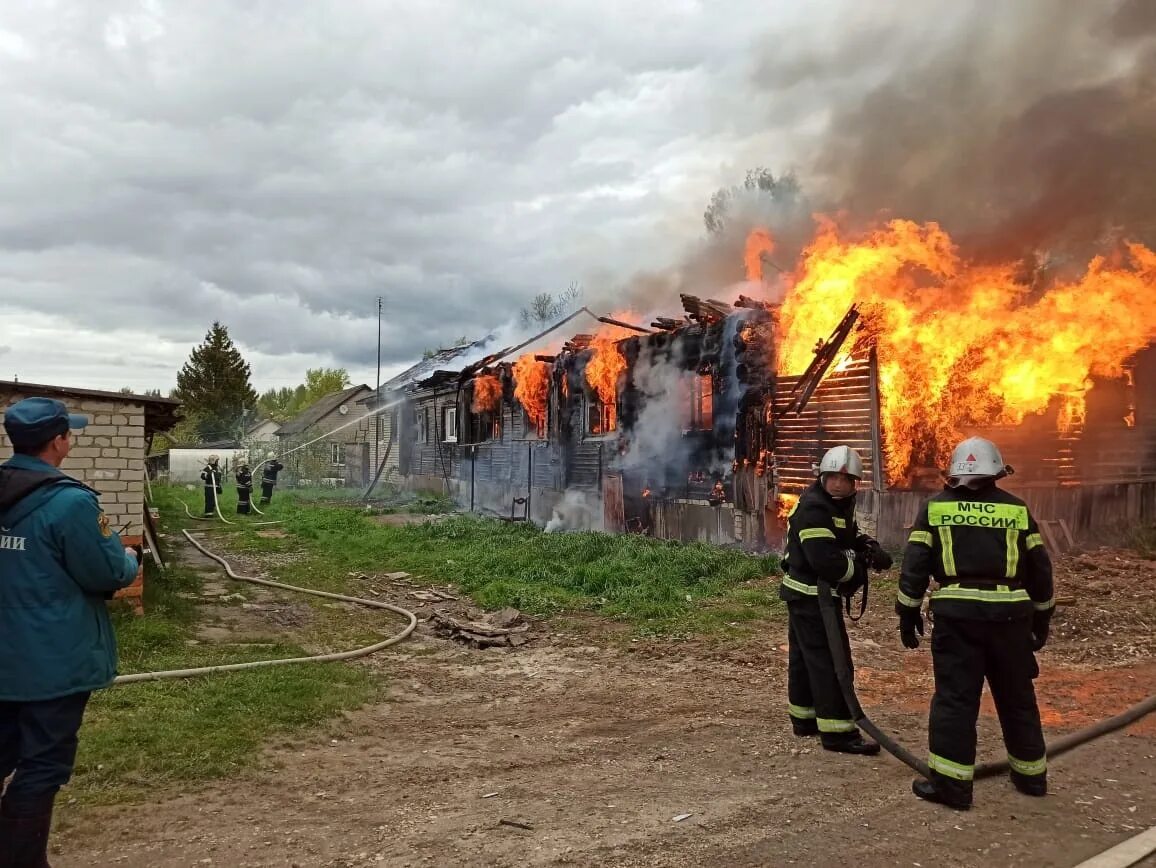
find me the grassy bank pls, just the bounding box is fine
[69,492,380,806]
[153,482,783,635]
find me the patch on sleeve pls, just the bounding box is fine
[98,512,112,537]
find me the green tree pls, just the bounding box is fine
[149,409,205,455]
[173,322,258,442]
[519,282,581,329]
[303,367,351,397]
[257,369,352,422]
[703,168,801,236]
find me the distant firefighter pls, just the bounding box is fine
[200,455,223,517]
[259,456,284,505]
[235,463,253,515]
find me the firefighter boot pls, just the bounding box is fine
[913,777,972,811]
[1011,770,1047,797]
[821,734,881,756]
[791,718,818,737]
[0,813,53,867]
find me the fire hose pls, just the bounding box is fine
[815,578,1156,783]
[113,529,417,684]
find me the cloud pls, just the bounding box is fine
[0,0,814,392]
[754,0,1156,261]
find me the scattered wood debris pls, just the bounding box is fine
[429,608,531,649]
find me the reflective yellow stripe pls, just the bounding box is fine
[1034,597,1056,611]
[928,501,1029,530]
[817,718,857,734]
[938,526,957,576]
[781,577,839,597]
[789,704,816,720]
[1007,754,1047,776]
[908,530,933,547]
[1006,529,1020,578]
[932,584,1031,604]
[833,517,847,528]
[928,752,974,781]
[897,590,923,609]
[782,577,818,595]
[799,528,836,542]
[1026,533,1044,550]
[840,555,855,582]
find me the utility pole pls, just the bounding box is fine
[375,296,383,465]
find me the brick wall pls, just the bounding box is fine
[0,392,148,537]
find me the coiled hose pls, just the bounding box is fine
[113,529,417,684]
[815,580,1156,782]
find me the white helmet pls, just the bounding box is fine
[207,454,219,464]
[817,445,864,480]
[946,437,1010,488]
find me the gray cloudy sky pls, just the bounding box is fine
[0,0,843,393]
[6,1,1143,395]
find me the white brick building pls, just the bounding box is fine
[0,381,181,538]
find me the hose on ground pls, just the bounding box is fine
[814,579,1156,782]
[113,529,417,684]
[182,500,281,526]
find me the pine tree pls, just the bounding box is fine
[174,322,258,442]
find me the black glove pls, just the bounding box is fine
[897,603,924,649]
[1031,608,1053,651]
[856,537,893,572]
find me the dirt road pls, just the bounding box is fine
[57,541,1156,868]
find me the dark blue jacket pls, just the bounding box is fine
[0,454,139,701]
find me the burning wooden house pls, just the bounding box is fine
[389,221,1156,549]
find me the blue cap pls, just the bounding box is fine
[3,397,88,448]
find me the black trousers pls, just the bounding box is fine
[203,485,220,515]
[259,481,275,504]
[928,615,1046,794]
[786,599,858,744]
[0,692,90,816]
[237,486,251,514]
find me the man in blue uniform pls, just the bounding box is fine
[0,397,141,865]
[897,437,1055,810]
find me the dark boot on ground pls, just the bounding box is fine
[1011,770,1047,797]
[791,719,818,737]
[821,735,880,756]
[0,812,53,867]
[912,778,972,811]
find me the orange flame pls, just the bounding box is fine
[776,493,799,521]
[769,220,1156,481]
[745,227,776,282]
[585,334,626,405]
[471,373,502,414]
[513,354,550,430]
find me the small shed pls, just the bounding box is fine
[0,381,182,611]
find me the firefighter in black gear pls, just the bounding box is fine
[235,463,253,515]
[258,456,284,505]
[897,436,1055,810]
[200,455,223,517]
[780,445,893,755]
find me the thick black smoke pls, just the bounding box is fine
[773,0,1156,263]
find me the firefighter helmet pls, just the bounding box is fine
[207,454,219,464]
[946,437,1010,487]
[816,445,864,481]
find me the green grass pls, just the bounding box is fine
[1128,524,1156,558]
[159,483,785,635]
[66,492,380,807]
